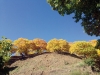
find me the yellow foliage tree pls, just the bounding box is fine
[89,40,97,47]
[59,39,70,52]
[46,38,69,53]
[33,38,47,54]
[27,40,37,54]
[13,38,30,55]
[97,49,100,57]
[89,39,100,50]
[69,41,97,58]
[46,38,59,52]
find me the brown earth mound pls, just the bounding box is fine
[9,53,100,75]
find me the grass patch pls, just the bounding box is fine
[70,70,90,75]
[74,61,87,67]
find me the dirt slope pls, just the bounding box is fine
[9,53,100,75]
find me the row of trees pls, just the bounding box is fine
[1,37,100,61]
[8,38,100,58]
[1,37,100,72]
[11,38,47,55]
[0,37,99,57]
[10,38,72,56]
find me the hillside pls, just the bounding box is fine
[9,53,100,75]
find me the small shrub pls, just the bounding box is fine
[75,61,87,67]
[84,58,100,72]
[0,37,12,74]
[84,58,95,66]
[0,37,12,68]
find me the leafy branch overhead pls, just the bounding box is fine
[47,0,100,36]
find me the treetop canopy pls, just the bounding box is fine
[47,0,100,36]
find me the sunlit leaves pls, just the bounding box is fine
[46,38,69,53]
[69,41,97,58]
[28,40,36,50]
[33,38,47,54]
[89,39,100,50]
[0,39,12,52]
[97,49,100,57]
[12,38,47,55]
[89,40,98,47]
[27,40,37,54]
[59,39,70,52]
[0,37,12,69]
[47,38,59,52]
[13,38,30,55]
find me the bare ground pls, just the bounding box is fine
[9,52,100,75]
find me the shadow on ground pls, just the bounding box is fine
[0,66,18,75]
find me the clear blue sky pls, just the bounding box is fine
[0,0,100,42]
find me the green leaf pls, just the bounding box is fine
[97,3,100,7]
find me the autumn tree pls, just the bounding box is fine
[46,39,60,52]
[89,39,100,49]
[89,40,98,47]
[33,38,47,54]
[69,41,97,58]
[13,38,30,56]
[59,39,70,52]
[47,0,100,36]
[27,40,37,55]
[46,38,69,53]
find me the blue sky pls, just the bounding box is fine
[0,0,100,42]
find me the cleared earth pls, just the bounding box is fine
[9,52,100,75]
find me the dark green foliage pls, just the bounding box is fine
[84,57,100,72]
[95,39,100,49]
[0,56,4,69]
[84,58,95,66]
[47,0,100,36]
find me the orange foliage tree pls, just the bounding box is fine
[12,38,36,55]
[13,38,29,55]
[27,40,37,54]
[33,38,47,54]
